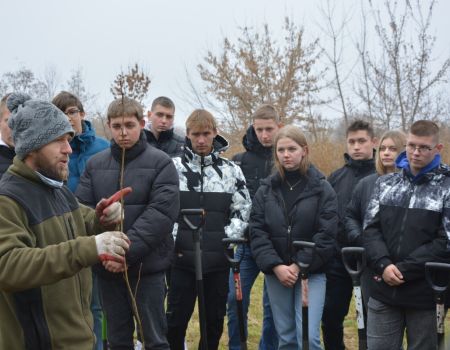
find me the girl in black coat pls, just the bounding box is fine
[250,125,338,350]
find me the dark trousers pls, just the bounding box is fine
[99,272,169,350]
[166,267,229,350]
[321,259,353,350]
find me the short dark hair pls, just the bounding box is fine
[107,97,143,121]
[409,120,440,142]
[151,96,175,112]
[346,120,374,138]
[52,91,84,113]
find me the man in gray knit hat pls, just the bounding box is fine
[0,93,130,350]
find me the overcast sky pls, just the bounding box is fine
[2,0,450,127]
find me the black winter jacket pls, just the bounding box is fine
[363,164,450,309]
[328,153,376,247]
[233,126,273,199]
[144,128,184,157]
[76,132,180,279]
[0,145,15,179]
[172,136,251,273]
[250,166,338,275]
[344,173,379,246]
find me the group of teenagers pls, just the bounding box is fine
[0,89,448,350]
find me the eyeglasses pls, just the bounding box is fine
[64,109,80,117]
[379,146,398,152]
[406,143,436,153]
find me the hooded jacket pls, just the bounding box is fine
[250,165,338,274]
[76,131,180,279]
[232,126,273,199]
[171,135,251,273]
[0,157,102,350]
[68,120,109,192]
[144,128,184,158]
[363,152,450,309]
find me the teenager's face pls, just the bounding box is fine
[346,130,375,160]
[26,133,73,181]
[108,116,145,149]
[406,133,442,175]
[187,126,217,156]
[253,119,280,147]
[0,108,13,147]
[64,105,85,135]
[148,104,174,136]
[276,137,307,171]
[379,138,400,172]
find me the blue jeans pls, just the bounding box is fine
[265,273,326,350]
[91,272,103,350]
[227,245,278,350]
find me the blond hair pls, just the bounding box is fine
[376,130,406,175]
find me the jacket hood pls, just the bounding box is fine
[70,120,96,153]
[183,134,229,166]
[242,125,272,156]
[395,151,448,183]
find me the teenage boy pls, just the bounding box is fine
[52,91,109,350]
[76,97,180,349]
[0,93,128,350]
[363,120,450,350]
[166,109,251,350]
[321,120,376,350]
[227,104,281,350]
[52,91,109,192]
[0,94,15,178]
[145,96,184,157]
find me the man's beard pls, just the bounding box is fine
[35,154,69,182]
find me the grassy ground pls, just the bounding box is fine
[185,273,450,350]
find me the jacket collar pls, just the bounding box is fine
[396,151,446,183]
[343,152,376,170]
[70,120,96,153]
[183,134,229,167]
[242,126,272,157]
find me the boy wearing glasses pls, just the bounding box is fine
[363,120,450,350]
[145,96,184,157]
[52,91,109,192]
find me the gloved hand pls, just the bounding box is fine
[95,231,130,263]
[95,200,123,227]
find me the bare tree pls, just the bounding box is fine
[66,67,97,113]
[359,0,450,130]
[2,67,47,99]
[40,65,60,101]
[195,17,326,135]
[110,63,151,106]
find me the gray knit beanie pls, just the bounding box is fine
[7,93,74,159]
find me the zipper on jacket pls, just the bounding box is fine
[272,189,294,264]
[200,156,205,207]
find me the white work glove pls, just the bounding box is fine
[95,200,123,226]
[95,231,130,263]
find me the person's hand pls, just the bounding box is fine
[382,264,404,286]
[95,231,130,263]
[102,260,127,273]
[95,200,123,227]
[273,264,299,288]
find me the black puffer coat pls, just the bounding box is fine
[233,126,273,199]
[76,132,180,279]
[144,128,184,157]
[250,165,338,274]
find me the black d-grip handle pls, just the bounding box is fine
[341,247,366,281]
[425,262,450,294]
[222,238,247,264]
[181,209,206,231]
[293,241,315,278]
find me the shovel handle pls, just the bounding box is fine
[293,241,315,278]
[341,247,366,281]
[181,209,206,231]
[425,262,450,294]
[222,238,247,265]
